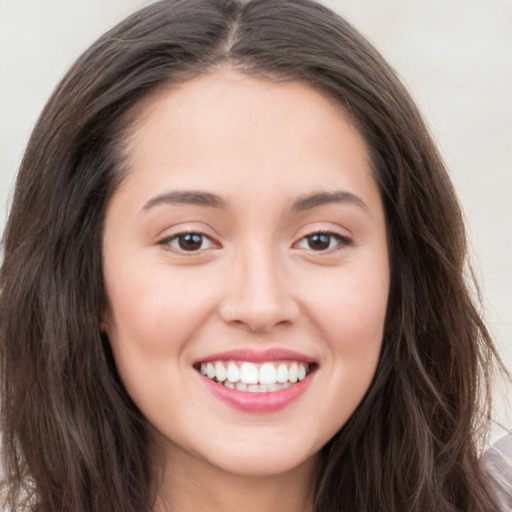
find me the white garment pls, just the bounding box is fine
[483,432,512,511]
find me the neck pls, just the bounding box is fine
[154,443,318,512]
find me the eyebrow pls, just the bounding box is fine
[142,189,367,213]
[291,191,368,212]
[142,190,227,211]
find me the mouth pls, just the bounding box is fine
[193,349,318,413]
[193,360,315,392]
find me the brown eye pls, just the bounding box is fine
[306,233,332,251]
[161,232,217,253]
[178,233,203,251]
[295,231,351,252]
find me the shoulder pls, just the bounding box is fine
[483,432,512,511]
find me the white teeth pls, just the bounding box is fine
[259,362,277,385]
[276,363,289,383]
[227,362,240,383]
[289,362,298,383]
[206,362,216,379]
[199,360,311,388]
[240,362,259,384]
[248,384,267,392]
[226,381,294,392]
[215,361,227,382]
[268,382,293,392]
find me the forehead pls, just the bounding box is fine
[113,68,380,217]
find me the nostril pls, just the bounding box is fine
[231,317,291,333]
[218,297,299,333]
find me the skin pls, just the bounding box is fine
[102,68,390,512]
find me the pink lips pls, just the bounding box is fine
[195,348,316,365]
[195,348,317,413]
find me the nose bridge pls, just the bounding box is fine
[219,238,298,331]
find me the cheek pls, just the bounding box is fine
[306,265,389,354]
[104,261,217,357]
[102,266,209,418]
[308,264,388,429]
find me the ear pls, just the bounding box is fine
[99,310,110,333]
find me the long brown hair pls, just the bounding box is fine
[0,0,501,510]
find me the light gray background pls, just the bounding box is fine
[1,0,511,438]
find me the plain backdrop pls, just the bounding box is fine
[0,0,511,438]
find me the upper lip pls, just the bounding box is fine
[194,348,317,365]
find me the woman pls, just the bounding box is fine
[0,0,506,510]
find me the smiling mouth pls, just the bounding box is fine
[194,360,315,392]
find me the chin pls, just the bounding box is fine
[159,427,320,479]
[207,448,318,478]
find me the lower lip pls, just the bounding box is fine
[198,372,314,413]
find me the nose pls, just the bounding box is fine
[218,246,300,333]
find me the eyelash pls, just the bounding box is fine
[158,230,352,254]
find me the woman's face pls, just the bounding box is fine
[102,69,389,479]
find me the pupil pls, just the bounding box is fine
[308,233,330,250]
[178,233,202,251]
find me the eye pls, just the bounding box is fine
[159,232,218,253]
[295,231,351,252]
